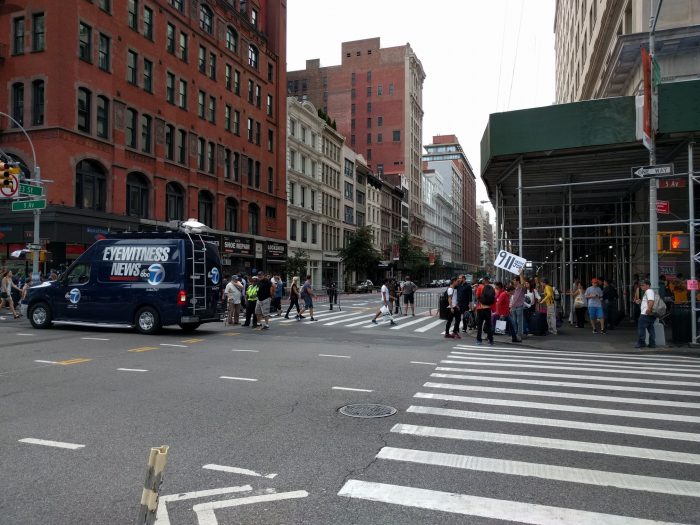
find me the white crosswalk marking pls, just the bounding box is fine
[338,349,700,523]
[452,344,700,362]
[414,319,445,332]
[390,316,433,329]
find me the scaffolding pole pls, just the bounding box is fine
[689,141,697,344]
[518,162,523,257]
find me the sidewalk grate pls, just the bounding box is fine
[339,404,397,418]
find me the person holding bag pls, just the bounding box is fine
[572,280,587,328]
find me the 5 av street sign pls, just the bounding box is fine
[11,199,46,211]
[633,164,673,177]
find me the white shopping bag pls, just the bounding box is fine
[380,305,390,316]
[495,319,507,332]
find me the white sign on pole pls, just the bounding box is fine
[0,174,20,198]
[494,250,527,275]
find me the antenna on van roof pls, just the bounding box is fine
[180,219,207,234]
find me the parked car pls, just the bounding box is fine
[354,280,374,293]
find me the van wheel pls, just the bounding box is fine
[135,306,161,335]
[29,302,53,329]
[179,322,201,333]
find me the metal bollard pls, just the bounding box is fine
[137,445,169,525]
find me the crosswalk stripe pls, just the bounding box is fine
[390,316,433,330]
[414,319,444,333]
[449,350,700,369]
[445,354,700,375]
[421,379,700,409]
[328,314,376,326]
[453,344,700,363]
[438,358,700,378]
[414,392,700,423]
[363,315,416,328]
[439,362,700,386]
[433,368,700,392]
[406,405,700,442]
[278,311,344,324]
[337,480,679,525]
[376,447,700,497]
[391,424,700,465]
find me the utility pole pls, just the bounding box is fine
[648,0,663,291]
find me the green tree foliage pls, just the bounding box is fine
[284,249,309,280]
[397,233,430,278]
[338,226,380,279]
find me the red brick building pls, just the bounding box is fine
[0,0,287,274]
[287,37,426,241]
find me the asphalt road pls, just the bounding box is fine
[1,300,699,524]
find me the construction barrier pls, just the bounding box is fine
[137,445,169,525]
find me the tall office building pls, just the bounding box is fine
[0,0,288,274]
[423,135,479,272]
[555,0,700,103]
[287,37,426,241]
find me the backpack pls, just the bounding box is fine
[300,282,310,299]
[652,294,667,317]
[480,285,495,306]
[439,289,450,319]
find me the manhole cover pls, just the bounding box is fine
[339,404,397,418]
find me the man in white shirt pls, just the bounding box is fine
[635,279,656,348]
[445,277,460,339]
[224,275,243,325]
[372,278,397,326]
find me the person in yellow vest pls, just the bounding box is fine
[671,275,688,304]
[541,278,557,335]
[243,276,259,327]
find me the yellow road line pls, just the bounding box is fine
[56,358,93,365]
[181,338,205,343]
[222,332,241,336]
[128,346,159,353]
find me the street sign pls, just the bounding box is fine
[11,199,46,211]
[656,200,670,214]
[19,183,43,196]
[0,174,19,198]
[26,243,41,250]
[652,57,661,87]
[659,178,686,189]
[688,280,699,291]
[633,164,673,177]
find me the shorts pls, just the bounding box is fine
[588,305,604,320]
[403,293,415,305]
[302,296,313,308]
[255,297,271,317]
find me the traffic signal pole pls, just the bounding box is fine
[648,0,663,293]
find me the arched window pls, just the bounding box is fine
[126,172,149,218]
[247,203,259,235]
[225,198,238,232]
[166,182,184,221]
[75,159,106,211]
[248,44,258,69]
[199,4,213,34]
[198,190,214,227]
[225,26,237,53]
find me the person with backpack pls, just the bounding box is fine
[635,279,657,348]
[475,276,495,345]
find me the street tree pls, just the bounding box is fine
[338,226,380,280]
[284,249,309,280]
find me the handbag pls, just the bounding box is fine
[495,319,507,332]
[379,305,390,316]
[574,295,585,308]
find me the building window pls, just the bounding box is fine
[198,191,214,227]
[248,44,259,69]
[392,130,401,141]
[99,0,111,12]
[255,84,261,107]
[366,70,372,82]
[207,142,215,174]
[267,129,274,152]
[79,22,92,62]
[351,88,356,99]
[177,129,187,164]
[367,86,372,97]
[265,206,276,219]
[254,161,261,188]
[247,117,253,142]
[311,224,317,244]
[198,46,206,73]
[266,94,273,117]
[166,23,175,53]
[165,124,174,160]
[208,96,216,123]
[143,6,153,39]
[377,133,382,143]
[246,157,253,185]
[224,148,232,179]
[225,198,238,231]
[143,59,153,92]
[367,117,371,128]
[178,79,187,108]
[377,84,383,96]
[13,17,24,54]
[389,83,394,95]
[96,95,109,138]
[301,221,307,243]
[233,152,240,181]
[225,64,232,90]
[126,172,149,218]
[356,190,365,205]
[345,206,354,224]
[267,167,273,193]
[224,104,231,131]
[128,0,138,30]
[367,102,372,113]
[98,34,110,71]
[377,116,383,127]
[199,5,213,34]
[344,181,354,200]
[32,80,45,126]
[75,160,106,211]
[226,26,237,53]
[141,114,152,153]
[166,72,175,103]
[32,13,45,52]
[289,218,297,241]
[248,204,259,235]
[209,52,216,80]
[366,133,371,145]
[166,182,184,220]
[255,122,261,145]
[234,70,241,95]
[350,134,355,146]
[179,32,188,61]
[198,90,206,118]
[247,79,254,103]
[125,107,137,147]
[127,50,138,84]
[77,87,90,132]
[169,0,184,12]
[268,63,273,82]
[251,8,258,27]
[233,110,240,135]
[197,137,205,170]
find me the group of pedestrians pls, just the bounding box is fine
[1,268,32,319]
[370,276,419,324]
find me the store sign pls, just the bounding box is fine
[266,241,287,259]
[221,235,253,257]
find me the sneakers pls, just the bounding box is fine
[444,333,454,339]
[310,317,317,321]
[475,340,483,345]
[488,341,495,346]
[592,329,599,334]
[298,315,306,319]
[634,343,646,348]
[295,315,301,321]
[261,325,269,330]
[371,319,378,325]
[452,332,461,339]
[390,320,396,326]
[601,329,607,334]
[284,315,290,319]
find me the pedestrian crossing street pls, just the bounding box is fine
[336,344,700,524]
[268,308,448,334]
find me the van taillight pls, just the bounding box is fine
[178,290,187,305]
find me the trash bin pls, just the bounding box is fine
[671,304,692,344]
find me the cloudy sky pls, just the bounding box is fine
[287,0,556,210]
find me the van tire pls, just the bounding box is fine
[135,306,161,335]
[179,322,201,332]
[29,302,53,329]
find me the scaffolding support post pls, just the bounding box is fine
[689,141,697,344]
[518,163,523,257]
[568,187,574,317]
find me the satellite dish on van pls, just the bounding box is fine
[180,219,208,233]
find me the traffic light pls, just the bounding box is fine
[1,161,21,186]
[658,231,690,253]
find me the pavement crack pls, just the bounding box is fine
[339,431,389,487]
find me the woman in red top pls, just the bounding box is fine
[494,282,518,342]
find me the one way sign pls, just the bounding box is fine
[633,164,673,177]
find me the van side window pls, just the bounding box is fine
[66,264,91,285]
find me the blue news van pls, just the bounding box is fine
[26,231,222,334]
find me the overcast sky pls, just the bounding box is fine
[287,0,556,214]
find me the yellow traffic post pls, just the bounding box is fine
[137,445,169,525]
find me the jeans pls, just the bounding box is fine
[511,307,524,340]
[523,307,533,333]
[476,308,493,343]
[637,314,656,347]
[286,295,300,316]
[445,306,461,334]
[546,303,557,334]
